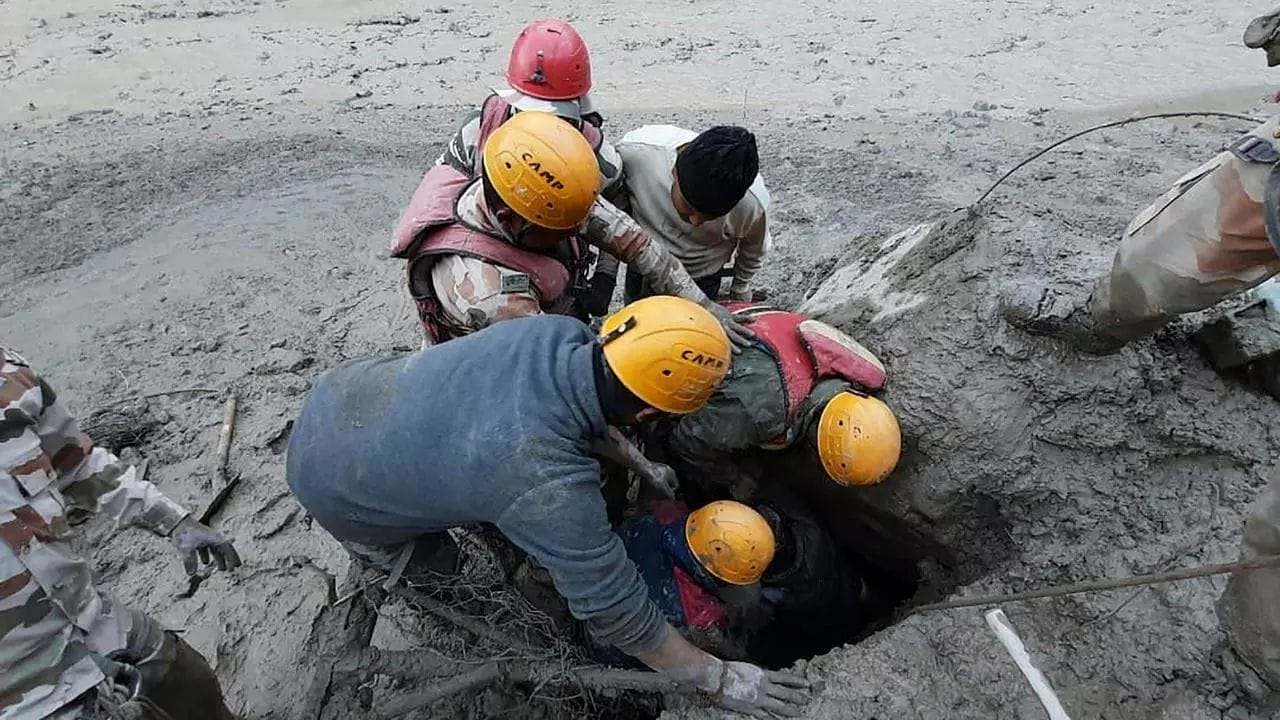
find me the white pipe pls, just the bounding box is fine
[984,608,1072,720]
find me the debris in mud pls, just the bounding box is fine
[256,347,313,374]
[349,14,420,28]
[82,398,163,450]
[1195,283,1280,372]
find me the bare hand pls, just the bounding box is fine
[169,517,241,576]
[716,661,811,719]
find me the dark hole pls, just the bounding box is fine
[627,440,960,674]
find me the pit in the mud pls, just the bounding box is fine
[729,477,929,670]
[612,445,937,673]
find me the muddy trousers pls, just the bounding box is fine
[340,533,461,578]
[57,608,235,720]
[1219,467,1280,697]
[1087,115,1280,343]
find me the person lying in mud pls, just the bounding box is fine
[616,124,770,304]
[0,346,240,720]
[656,301,903,503]
[595,494,869,672]
[390,109,751,349]
[285,298,810,719]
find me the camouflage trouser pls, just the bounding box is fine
[1088,114,1280,342]
[52,609,235,720]
[1219,466,1280,697]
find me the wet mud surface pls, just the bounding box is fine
[4,2,1280,718]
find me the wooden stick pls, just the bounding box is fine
[377,663,503,718]
[214,392,238,482]
[913,555,1280,614]
[143,387,221,399]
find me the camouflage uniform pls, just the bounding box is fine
[0,347,230,720]
[435,104,626,205]
[1086,114,1280,343]
[435,102,626,283]
[1219,467,1280,699]
[426,181,696,341]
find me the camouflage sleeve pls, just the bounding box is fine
[430,255,543,334]
[0,348,188,536]
[436,110,484,174]
[597,140,628,208]
[582,198,712,305]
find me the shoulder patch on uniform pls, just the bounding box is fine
[501,273,532,294]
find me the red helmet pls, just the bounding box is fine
[506,19,591,101]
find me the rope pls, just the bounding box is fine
[912,554,1280,614]
[972,111,1265,207]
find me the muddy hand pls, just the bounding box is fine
[707,302,755,352]
[638,459,679,499]
[169,516,242,576]
[716,661,811,719]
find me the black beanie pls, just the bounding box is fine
[675,126,759,218]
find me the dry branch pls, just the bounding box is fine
[389,584,546,656]
[376,661,691,719]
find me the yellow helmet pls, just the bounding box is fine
[817,392,902,486]
[685,501,776,586]
[599,296,730,414]
[482,111,600,230]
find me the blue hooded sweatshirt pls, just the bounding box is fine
[286,315,667,655]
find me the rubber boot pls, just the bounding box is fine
[998,283,1132,355]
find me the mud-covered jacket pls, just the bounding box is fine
[0,347,189,719]
[593,501,728,669]
[285,316,668,655]
[747,486,863,668]
[667,303,886,495]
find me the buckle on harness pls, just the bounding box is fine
[1230,134,1280,165]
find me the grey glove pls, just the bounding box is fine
[637,459,679,499]
[169,516,242,576]
[715,661,811,719]
[1246,7,1280,66]
[706,302,755,353]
